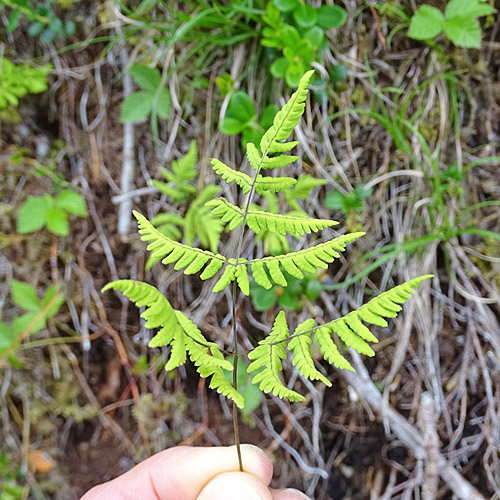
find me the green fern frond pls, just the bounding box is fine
[211,159,296,194]
[316,275,433,359]
[152,140,197,202]
[248,311,305,401]
[289,319,332,386]
[198,348,245,409]
[250,232,365,289]
[134,211,228,279]
[206,197,338,236]
[260,70,314,157]
[101,280,233,383]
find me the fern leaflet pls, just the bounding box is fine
[206,197,337,236]
[248,311,305,401]
[101,280,243,406]
[211,159,296,194]
[250,232,365,289]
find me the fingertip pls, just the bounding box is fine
[237,444,274,485]
[197,472,273,500]
[271,488,313,500]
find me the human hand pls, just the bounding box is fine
[80,444,312,500]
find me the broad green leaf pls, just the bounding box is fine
[130,65,161,91]
[17,195,52,234]
[250,282,277,311]
[329,64,347,83]
[220,117,246,135]
[7,10,21,31]
[274,0,298,13]
[46,208,69,236]
[121,91,154,123]
[444,16,481,48]
[317,5,347,29]
[260,105,279,130]
[229,91,255,123]
[445,0,496,18]
[285,62,305,88]
[12,312,45,335]
[305,26,324,48]
[282,25,301,48]
[0,322,18,355]
[156,88,171,119]
[270,58,289,79]
[56,190,87,216]
[10,280,40,312]
[293,3,317,28]
[408,5,445,40]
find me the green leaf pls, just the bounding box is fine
[317,5,347,29]
[329,63,348,83]
[444,16,481,48]
[219,117,246,135]
[274,0,298,13]
[130,65,161,91]
[305,278,323,301]
[215,73,234,96]
[270,57,289,79]
[0,321,19,356]
[121,91,154,123]
[7,10,21,31]
[293,174,327,199]
[55,190,87,216]
[285,62,304,88]
[260,105,279,130]
[12,311,45,335]
[41,285,64,317]
[17,195,52,234]
[46,208,69,236]
[156,88,171,119]
[304,26,324,48]
[229,91,255,123]
[408,5,445,40]
[250,282,277,311]
[293,3,318,28]
[10,280,40,312]
[445,0,496,18]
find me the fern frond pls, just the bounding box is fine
[248,311,305,401]
[197,348,245,409]
[260,70,314,157]
[134,211,228,279]
[316,275,433,358]
[101,280,181,347]
[211,159,296,194]
[250,232,365,289]
[206,197,338,236]
[288,319,332,386]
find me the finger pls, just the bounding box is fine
[80,444,273,500]
[197,472,273,500]
[271,488,313,500]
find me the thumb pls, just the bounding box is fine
[197,472,273,500]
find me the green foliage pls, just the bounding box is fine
[3,0,75,42]
[325,185,372,217]
[121,65,170,123]
[219,90,278,147]
[0,454,23,500]
[149,141,223,267]
[17,190,87,236]
[262,1,346,86]
[250,270,323,311]
[103,71,431,410]
[408,0,496,48]
[0,58,52,110]
[0,281,64,362]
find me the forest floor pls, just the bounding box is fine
[1,1,499,499]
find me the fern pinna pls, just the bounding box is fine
[103,71,431,464]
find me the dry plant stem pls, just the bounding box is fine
[344,352,486,500]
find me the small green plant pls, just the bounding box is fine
[0,280,63,364]
[325,184,372,230]
[408,0,496,48]
[0,58,52,110]
[17,190,87,237]
[262,0,346,86]
[3,0,75,43]
[150,141,223,264]
[0,454,24,500]
[120,65,171,123]
[103,71,431,468]
[219,90,278,147]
